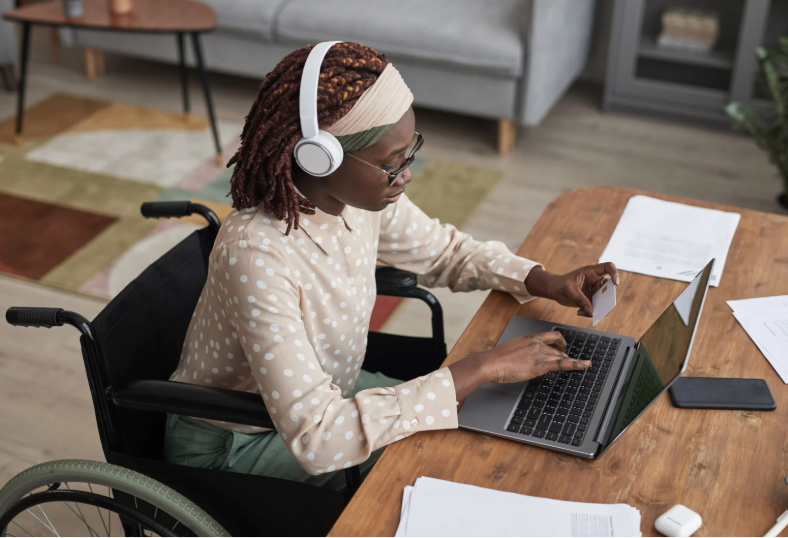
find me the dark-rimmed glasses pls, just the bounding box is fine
[345,132,424,187]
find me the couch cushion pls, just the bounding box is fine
[275,0,526,77]
[198,0,290,41]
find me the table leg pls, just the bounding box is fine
[190,32,222,166]
[14,22,31,146]
[176,32,190,119]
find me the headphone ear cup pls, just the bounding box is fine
[320,131,344,172]
[294,131,344,177]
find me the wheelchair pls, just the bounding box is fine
[0,201,447,537]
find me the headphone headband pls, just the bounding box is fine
[299,41,341,139]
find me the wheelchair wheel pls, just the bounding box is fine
[0,460,228,537]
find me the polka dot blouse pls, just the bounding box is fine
[169,193,542,475]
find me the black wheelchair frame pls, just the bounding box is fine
[5,201,448,536]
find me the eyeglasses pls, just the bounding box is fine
[345,132,424,187]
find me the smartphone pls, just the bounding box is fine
[669,377,776,411]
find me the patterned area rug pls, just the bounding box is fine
[0,94,501,313]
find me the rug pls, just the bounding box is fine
[0,94,500,328]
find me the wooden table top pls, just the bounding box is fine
[330,187,788,537]
[3,0,216,33]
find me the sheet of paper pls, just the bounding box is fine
[401,477,641,537]
[598,195,739,287]
[728,295,788,313]
[592,280,617,326]
[395,486,413,537]
[733,306,788,383]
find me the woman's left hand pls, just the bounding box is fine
[524,263,620,317]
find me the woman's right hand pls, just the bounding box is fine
[448,331,592,401]
[484,331,591,384]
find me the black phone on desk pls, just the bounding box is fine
[669,377,776,410]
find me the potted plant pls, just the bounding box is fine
[725,37,788,211]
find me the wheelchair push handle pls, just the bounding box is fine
[140,201,221,233]
[140,201,192,219]
[6,307,65,328]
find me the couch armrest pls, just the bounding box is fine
[111,379,274,429]
[520,0,597,126]
[0,0,18,66]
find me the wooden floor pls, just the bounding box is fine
[0,29,783,493]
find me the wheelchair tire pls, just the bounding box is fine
[0,459,229,537]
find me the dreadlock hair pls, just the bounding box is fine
[227,42,389,235]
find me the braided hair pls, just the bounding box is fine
[227,42,389,235]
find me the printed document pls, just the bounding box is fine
[729,297,788,383]
[395,477,641,537]
[599,196,739,287]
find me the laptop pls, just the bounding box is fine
[458,259,714,459]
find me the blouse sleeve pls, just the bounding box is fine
[220,238,458,475]
[377,194,543,303]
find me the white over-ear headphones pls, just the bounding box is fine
[294,41,344,177]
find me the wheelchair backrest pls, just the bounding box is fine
[91,226,216,458]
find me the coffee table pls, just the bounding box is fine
[4,0,223,165]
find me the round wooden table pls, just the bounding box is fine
[4,0,223,164]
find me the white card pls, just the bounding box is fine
[592,280,617,326]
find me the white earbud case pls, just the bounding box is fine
[654,505,702,537]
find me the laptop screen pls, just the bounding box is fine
[598,259,714,451]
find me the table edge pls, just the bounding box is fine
[3,0,217,32]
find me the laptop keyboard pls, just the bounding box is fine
[506,329,620,447]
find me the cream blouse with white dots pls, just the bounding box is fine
[169,193,542,475]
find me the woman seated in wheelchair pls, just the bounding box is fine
[164,42,619,491]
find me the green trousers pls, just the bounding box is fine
[163,370,401,492]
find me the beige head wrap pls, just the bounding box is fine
[326,63,413,152]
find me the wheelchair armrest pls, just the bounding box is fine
[140,201,221,234]
[111,380,274,429]
[375,266,418,296]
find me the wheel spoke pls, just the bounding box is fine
[61,501,99,537]
[64,484,97,537]
[133,496,143,537]
[24,509,57,536]
[9,520,34,537]
[37,504,59,537]
[87,484,110,536]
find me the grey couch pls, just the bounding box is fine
[1,0,17,91]
[63,0,596,153]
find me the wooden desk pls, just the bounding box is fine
[330,187,788,537]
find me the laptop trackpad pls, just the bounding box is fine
[459,384,520,431]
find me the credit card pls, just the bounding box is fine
[592,279,617,326]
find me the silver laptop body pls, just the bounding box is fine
[458,260,715,459]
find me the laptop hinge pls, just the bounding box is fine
[594,343,640,445]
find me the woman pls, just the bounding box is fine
[164,42,619,491]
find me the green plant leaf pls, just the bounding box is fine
[779,36,788,57]
[737,39,788,193]
[760,49,787,119]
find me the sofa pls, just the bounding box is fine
[62,0,597,154]
[0,0,17,91]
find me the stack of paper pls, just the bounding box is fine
[396,477,642,537]
[599,195,740,287]
[729,296,788,383]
